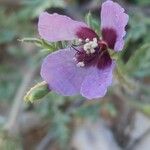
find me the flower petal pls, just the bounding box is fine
[97,50,112,69]
[81,63,114,99]
[38,12,88,42]
[41,48,88,96]
[101,0,129,51]
[76,27,99,41]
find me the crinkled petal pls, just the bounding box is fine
[41,48,88,96]
[101,0,129,51]
[81,63,115,99]
[38,12,88,42]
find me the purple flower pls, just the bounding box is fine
[38,0,129,99]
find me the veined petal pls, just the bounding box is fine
[101,0,129,51]
[38,12,88,42]
[41,48,88,96]
[81,63,115,99]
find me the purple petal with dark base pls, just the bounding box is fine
[76,27,99,40]
[97,50,112,69]
[102,28,117,49]
[38,12,88,42]
[75,49,99,67]
[81,63,115,99]
[41,48,88,96]
[101,0,129,51]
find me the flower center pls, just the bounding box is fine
[72,38,112,69]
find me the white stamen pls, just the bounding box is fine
[93,38,97,42]
[89,41,93,45]
[90,49,95,53]
[78,38,82,43]
[83,37,98,54]
[77,62,85,67]
[83,43,90,51]
[91,38,98,48]
[85,50,90,54]
[83,44,87,51]
[91,42,98,48]
[85,38,90,43]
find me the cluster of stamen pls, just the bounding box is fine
[71,36,111,69]
[83,38,98,54]
[75,38,98,67]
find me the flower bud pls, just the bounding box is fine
[24,81,50,103]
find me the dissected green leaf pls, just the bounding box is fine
[126,44,150,77]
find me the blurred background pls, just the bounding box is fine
[0,0,150,149]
